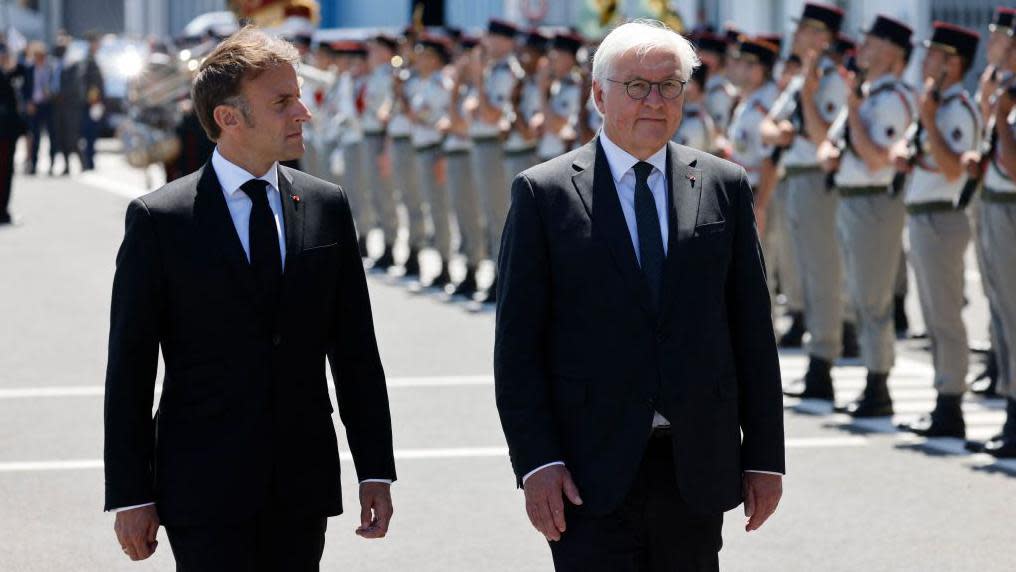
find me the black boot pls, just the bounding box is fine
[783,355,835,401]
[448,266,478,297]
[982,399,1016,459]
[401,248,421,277]
[841,322,860,359]
[898,394,966,438]
[778,311,806,349]
[893,295,909,337]
[969,351,999,398]
[837,371,894,418]
[372,243,396,270]
[426,262,452,289]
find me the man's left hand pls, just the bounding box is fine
[356,482,394,539]
[742,472,782,532]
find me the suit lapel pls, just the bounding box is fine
[660,142,703,321]
[571,138,654,319]
[277,165,305,269]
[193,162,259,304]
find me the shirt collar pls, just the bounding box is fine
[598,129,668,187]
[211,147,280,198]
[941,82,964,99]
[869,73,897,90]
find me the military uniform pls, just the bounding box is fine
[536,70,583,161]
[389,72,426,270]
[504,71,541,179]
[410,64,453,276]
[705,73,738,137]
[362,57,399,258]
[833,71,915,379]
[672,101,715,152]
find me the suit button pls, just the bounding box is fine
[272,334,282,346]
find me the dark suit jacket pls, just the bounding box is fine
[103,163,396,526]
[494,138,784,517]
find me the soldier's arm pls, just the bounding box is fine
[924,109,972,182]
[996,98,1016,179]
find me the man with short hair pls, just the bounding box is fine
[495,19,784,571]
[103,27,396,569]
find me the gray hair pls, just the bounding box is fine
[592,19,700,84]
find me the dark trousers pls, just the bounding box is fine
[165,502,327,572]
[549,434,723,572]
[0,137,15,221]
[27,103,51,169]
[81,110,100,170]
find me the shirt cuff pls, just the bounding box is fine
[360,479,393,485]
[744,470,784,476]
[522,461,565,485]
[107,502,155,513]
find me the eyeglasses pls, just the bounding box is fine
[606,78,686,100]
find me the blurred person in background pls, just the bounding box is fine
[22,41,54,176]
[0,40,27,224]
[80,32,105,171]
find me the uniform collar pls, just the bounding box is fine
[599,129,668,187]
[211,147,280,198]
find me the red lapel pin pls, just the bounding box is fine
[291,194,301,203]
[687,174,696,187]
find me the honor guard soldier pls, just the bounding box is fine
[966,7,1016,398]
[442,35,488,298]
[386,34,425,277]
[765,3,855,403]
[892,23,982,439]
[469,19,522,302]
[534,32,584,163]
[332,41,376,256]
[362,34,400,269]
[818,15,916,418]
[503,30,546,183]
[967,17,1016,459]
[672,64,716,152]
[577,41,601,145]
[408,35,454,288]
[696,32,739,137]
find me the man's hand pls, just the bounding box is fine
[918,77,940,126]
[742,472,782,532]
[523,465,583,542]
[817,140,841,173]
[890,139,912,173]
[356,482,394,539]
[114,505,160,561]
[961,151,982,179]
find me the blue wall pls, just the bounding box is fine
[322,0,504,29]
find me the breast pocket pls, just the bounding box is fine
[693,220,727,237]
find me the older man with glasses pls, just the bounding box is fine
[494,19,785,572]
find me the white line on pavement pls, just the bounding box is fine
[0,438,868,473]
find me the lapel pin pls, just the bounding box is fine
[688,174,696,188]
[291,194,301,203]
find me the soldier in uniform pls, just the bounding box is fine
[722,38,781,311]
[386,34,425,277]
[818,15,915,417]
[534,32,584,163]
[765,3,854,403]
[503,30,545,184]
[362,34,399,269]
[576,41,601,146]
[441,35,488,297]
[966,37,1016,459]
[408,35,454,288]
[333,41,376,256]
[468,19,521,302]
[893,23,982,439]
[672,64,715,152]
[695,33,738,138]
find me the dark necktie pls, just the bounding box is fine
[240,179,282,307]
[633,161,664,309]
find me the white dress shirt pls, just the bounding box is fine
[523,132,781,484]
[108,150,388,513]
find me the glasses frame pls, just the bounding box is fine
[605,78,687,100]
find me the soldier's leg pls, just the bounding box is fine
[473,138,509,263]
[421,146,453,266]
[365,134,399,250]
[393,138,427,255]
[343,140,377,240]
[980,201,1016,401]
[447,150,488,272]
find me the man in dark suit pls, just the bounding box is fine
[21,42,54,175]
[80,32,105,171]
[495,20,785,571]
[104,27,396,570]
[0,41,27,224]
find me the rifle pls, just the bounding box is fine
[956,78,1014,208]
[825,57,865,190]
[891,71,945,196]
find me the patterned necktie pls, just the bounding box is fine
[239,179,282,307]
[632,161,664,310]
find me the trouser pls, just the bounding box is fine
[342,140,376,237]
[445,149,488,267]
[837,190,906,373]
[549,434,722,572]
[166,508,327,572]
[0,137,15,219]
[414,144,452,260]
[908,209,971,396]
[472,137,508,262]
[27,103,52,168]
[979,195,1016,400]
[785,168,851,360]
[764,177,803,312]
[391,136,426,251]
[970,194,1001,371]
[364,133,399,245]
[81,107,99,170]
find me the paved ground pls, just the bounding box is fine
[1,142,1014,571]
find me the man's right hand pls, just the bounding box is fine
[114,505,160,561]
[523,465,583,542]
